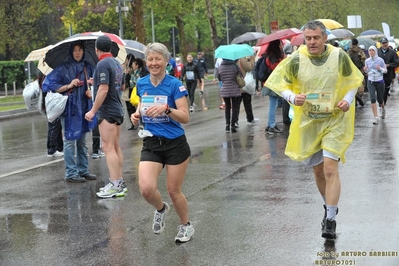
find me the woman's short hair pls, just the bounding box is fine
[145,43,170,61]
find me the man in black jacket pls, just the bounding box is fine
[377,38,399,114]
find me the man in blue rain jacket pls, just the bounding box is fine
[42,41,97,182]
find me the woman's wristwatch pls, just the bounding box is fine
[165,104,172,114]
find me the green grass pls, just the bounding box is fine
[0,104,26,112]
[0,95,23,103]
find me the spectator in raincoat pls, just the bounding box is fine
[265,20,363,240]
[42,41,97,183]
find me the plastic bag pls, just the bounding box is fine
[130,86,140,106]
[23,80,41,110]
[242,72,256,95]
[45,91,68,122]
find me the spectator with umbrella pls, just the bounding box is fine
[42,41,97,183]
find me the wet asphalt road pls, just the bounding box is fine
[0,82,399,266]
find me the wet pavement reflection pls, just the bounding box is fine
[1,83,399,265]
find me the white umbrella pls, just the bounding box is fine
[327,34,338,41]
[331,29,354,39]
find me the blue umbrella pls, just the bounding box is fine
[214,44,254,61]
[359,30,385,39]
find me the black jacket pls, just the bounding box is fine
[182,62,200,81]
[377,48,399,81]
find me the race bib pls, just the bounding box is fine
[306,92,333,119]
[141,95,170,123]
[186,71,194,80]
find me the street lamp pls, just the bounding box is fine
[115,0,132,39]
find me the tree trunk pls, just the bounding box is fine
[204,0,219,50]
[176,15,187,62]
[130,0,146,44]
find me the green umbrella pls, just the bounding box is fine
[357,38,377,49]
[340,38,376,50]
[214,44,254,61]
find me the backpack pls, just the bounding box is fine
[348,50,363,69]
[254,54,272,83]
[166,63,175,76]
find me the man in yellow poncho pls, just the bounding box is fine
[266,20,363,239]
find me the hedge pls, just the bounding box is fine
[0,61,34,91]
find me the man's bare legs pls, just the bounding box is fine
[313,157,340,239]
[99,120,123,181]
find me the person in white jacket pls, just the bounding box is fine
[364,45,387,124]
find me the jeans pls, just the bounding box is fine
[47,117,63,155]
[268,95,278,128]
[61,118,89,178]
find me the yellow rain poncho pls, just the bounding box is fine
[265,44,364,163]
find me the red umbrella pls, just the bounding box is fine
[256,39,289,58]
[290,34,304,46]
[257,28,302,46]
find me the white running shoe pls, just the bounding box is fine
[47,151,63,157]
[175,222,195,243]
[247,118,259,125]
[99,179,128,193]
[152,202,170,234]
[96,182,125,198]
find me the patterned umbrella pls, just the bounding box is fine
[38,31,126,75]
[24,45,54,62]
[359,30,385,39]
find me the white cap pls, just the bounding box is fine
[176,57,180,61]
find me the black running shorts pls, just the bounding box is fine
[140,134,191,166]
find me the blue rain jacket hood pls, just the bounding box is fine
[42,41,96,140]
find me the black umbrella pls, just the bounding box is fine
[39,32,127,75]
[231,32,267,44]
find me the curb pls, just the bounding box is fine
[0,110,40,121]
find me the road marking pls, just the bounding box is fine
[0,158,64,179]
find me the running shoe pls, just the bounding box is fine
[247,118,259,125]
[96,181,125,198]
[100,179,128,193]
[47,151,63,157]
[175,222,195,243]
[153,202,170,234]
